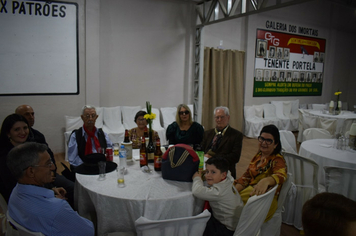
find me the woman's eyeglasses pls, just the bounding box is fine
[258,136,274,145]
[179,111,190,115]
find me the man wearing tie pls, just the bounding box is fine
[201,107,243,178]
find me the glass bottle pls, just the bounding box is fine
[147,131,155,163]
[154,138,162,171]
[123,129,130,143]
[140,136,148,167]
[144,127,148,138]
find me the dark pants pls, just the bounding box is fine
[53,174,75,208]
[203,213,234,236]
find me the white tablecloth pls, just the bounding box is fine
[307,110,356,135]
[74,157,204,236]
[299,139,356,185]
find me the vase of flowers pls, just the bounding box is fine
[144,101,156,162]
[334,91,342,115]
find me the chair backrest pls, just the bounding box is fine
[102,106,124,133]
[122,106,141,130]
[317,117,337,135]
[64,115,83,132]
[283,152,319,192]
[302,128,332,141]
[282,152,320,230]
[279,130,297,154]
[260,173,292,236]
[311,104,326,111]
[263,104,277,119]
[135,209,211,236]
[324,166,356,201]
[234,185,278,236]
[160,107,177,129]
[6,212,44,236]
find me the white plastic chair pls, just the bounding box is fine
[134,209,211,236]
[279,130,297,154]
[302,128,332,142]
[311,104,326,111]
[260,173,292,236]
[64,115,83,161]
[297,110,318,143]
[317,117,337,135]
[0,194,18,236]
[6,211,44,236]
[102,106,125,144]
[234,185,278,236]
[122,106,142,130]
[160,107,176,130]
[244,105,268,138]
[271,101,298,131]
[324,166,356,201]
[282,152,323,230]
[263,104,283,130]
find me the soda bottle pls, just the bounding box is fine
[124,129,130,143]
[119,145,127,170]
[154,138,162,171]
[140,136,148,167]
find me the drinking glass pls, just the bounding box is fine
[98,161,106,180]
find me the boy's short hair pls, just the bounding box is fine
[205,156,229,173]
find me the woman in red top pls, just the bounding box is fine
[234,124,287,221]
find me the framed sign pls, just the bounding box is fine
[0,0,78,95]
[253,29,326,97]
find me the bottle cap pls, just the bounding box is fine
[121,145,125,148]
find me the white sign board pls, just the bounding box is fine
[0,0,78,95]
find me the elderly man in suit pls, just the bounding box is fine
[201,106,243,178]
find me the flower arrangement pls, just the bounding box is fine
[144,101,156,132]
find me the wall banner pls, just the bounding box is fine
[253,29,326,97]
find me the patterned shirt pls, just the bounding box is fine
[235,152,287,196]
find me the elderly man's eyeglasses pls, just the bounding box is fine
[258,136,274,145]
[179,111,189,115]
[215,116,226,120]
[23,161,54,171]
[33,161,54,168]
[84,114,97,119]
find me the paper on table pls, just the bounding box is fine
[133,149,140,161]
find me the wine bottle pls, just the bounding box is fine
[147,131,155,163]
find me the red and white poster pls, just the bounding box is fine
[253,29,326,97]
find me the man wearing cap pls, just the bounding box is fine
[68,105,113,168]
[201,106,243,178]
[7,142,94,235]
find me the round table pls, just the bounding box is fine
[299,139,356,185]
[74,157,203,236]
[307,110,356,135]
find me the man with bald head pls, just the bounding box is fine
[15,104,74,205]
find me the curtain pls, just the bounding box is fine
[202,47,245,131]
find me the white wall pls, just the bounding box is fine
[98,0,196,108]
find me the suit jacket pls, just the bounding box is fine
[201,126,243,178]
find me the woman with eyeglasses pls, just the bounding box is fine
[129,111,160,149]
[166,104,204,146]
[0,114,31,202]
[233,124,287,222]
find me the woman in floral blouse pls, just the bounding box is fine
[128,111,159,149]
[234,124,287,221]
